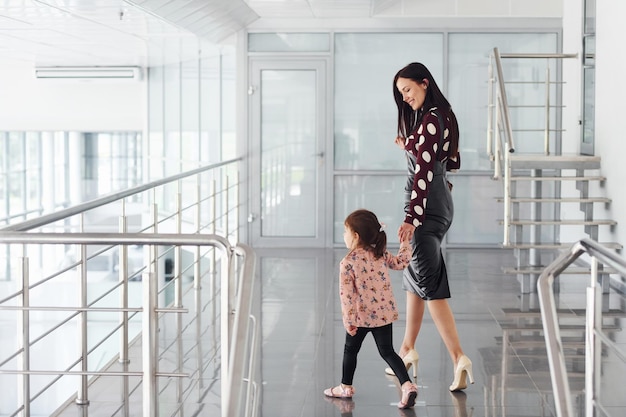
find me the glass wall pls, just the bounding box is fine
[147,43,236,178]
[332,31,558,245]
[0,131,142,227]
[333,33,444,243]
[147,41,236,219]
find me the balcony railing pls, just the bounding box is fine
[0,159,258,417]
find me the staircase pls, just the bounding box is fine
[488,49,622,293]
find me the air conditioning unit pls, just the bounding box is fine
[34,66,143,81]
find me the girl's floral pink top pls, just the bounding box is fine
[339,242,411,331]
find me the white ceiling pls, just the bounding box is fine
[0,0,561,68]
[0,0,398,67]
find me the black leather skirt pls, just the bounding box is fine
[402,157,453,300]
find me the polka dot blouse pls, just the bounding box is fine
[403,107,461,227]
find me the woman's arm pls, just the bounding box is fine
[403,111,440,227]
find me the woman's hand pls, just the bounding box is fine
[394,136,405,149]
[398,222,416,242]
[347,325,358,336]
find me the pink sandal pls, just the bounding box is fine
[323,384,354,399]
[398,382,417,409]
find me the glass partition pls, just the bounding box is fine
[334,33,443,171]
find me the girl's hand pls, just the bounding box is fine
[394,136,406,149]
[347,326,357,336]
[398,222,415,242]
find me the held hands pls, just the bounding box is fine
[398,222,415,243]
[394,136,406,150]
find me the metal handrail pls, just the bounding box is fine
[0,232,257,417]
[487,48,578,246]
[0,157,241,232]
[492,47,516,156]
[0,159,257,417]
[226,243,258,417]
[537,239,626,417]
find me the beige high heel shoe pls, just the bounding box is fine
[449,355,474,391]
[385,349,419,378]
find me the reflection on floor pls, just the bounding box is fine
[256,247,626,417]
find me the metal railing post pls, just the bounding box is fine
[77,215,89,407]
[175,189,184,408]
[585,257,600,416]
[225,244,257,417]
[494,94,502,180]
[119,203,130,417]
[17,257,30,417]
[142,270,157,417]
[119,207,130,364]
[220,247,233,417]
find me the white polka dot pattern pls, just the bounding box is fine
[402,109,460,227]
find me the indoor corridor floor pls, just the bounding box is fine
[255,246,626,417]
[22,246,626,417]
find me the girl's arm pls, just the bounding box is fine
[384,240,412,270]
[339,258,359,335]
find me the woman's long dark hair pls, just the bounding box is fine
[344,209,386,259]
[393,62,459,157]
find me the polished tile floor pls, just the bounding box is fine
[10,246,626,416]
[255,247,626,417]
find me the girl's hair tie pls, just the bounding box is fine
[379,222,386,232]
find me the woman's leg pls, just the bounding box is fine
[371,324,411,385]
[399,291,425,357]
[427,299,464,363]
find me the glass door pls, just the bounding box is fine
[248,59,328,247]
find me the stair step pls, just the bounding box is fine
[497,197,611,203]
[500,322,621,331]
[503,266,617,275]
[495,335,584,344]
[504,219,617,226]
[501,307,626,317]
[503,242,623,250]
[510,176,605,181]
[509,154,601,170]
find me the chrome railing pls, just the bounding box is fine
[0,160,259,417]
[538,239,626,417]
[487,48,577,245]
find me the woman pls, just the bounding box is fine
[386,62,474,392]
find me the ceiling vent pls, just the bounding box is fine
[34,66,143,81]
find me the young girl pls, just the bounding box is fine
[324,209,418,409]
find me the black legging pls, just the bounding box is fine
[341,323,411,386]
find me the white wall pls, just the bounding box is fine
[0,61,145,132]
[594,0,626,246]
[560,0,626,247]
